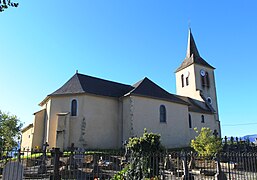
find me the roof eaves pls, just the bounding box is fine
[130,93,189,106]
[188,108,214,114]
[33,109,46,115]
[39,96,50,106]
[175,61,194,72]
[21,123,33,133]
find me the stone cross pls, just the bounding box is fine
[42,142,49,163]
[213,129,218,138]
[2,161,24,180]
[17,149,24,162]
[68,143,77,170]
[236,137,239,144]
[123,140,128,160]
[224,136,227,145]
[70,143,75,153]
[38,142,49,174]
[230,136,234,144]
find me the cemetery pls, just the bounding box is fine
[1,134,257,179]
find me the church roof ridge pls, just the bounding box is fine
[49,72,134,98]
[50,73,85,95]
[175,29,215,72]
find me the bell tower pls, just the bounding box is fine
[175,29,219,121]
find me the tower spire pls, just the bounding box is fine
[175,29,215,72]
[186,28,200,58]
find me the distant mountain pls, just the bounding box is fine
[241,134,257,142]
[224,134,257,143]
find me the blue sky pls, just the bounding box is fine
[0,0,257,137]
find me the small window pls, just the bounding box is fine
[160,105,166,123]
[71,99,77,116]
[207,97,212,104]
[181,74,184,88]
[201,115,205,123]
[201,75,206,87]
[188,114,192,128]
[186,77,189,86]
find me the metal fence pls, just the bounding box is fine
[0,148,257,179]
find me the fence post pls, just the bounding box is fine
[17,149,21,162]
[159,153,164,180]
[53,148,61,180]
[181,151,189,180]
[215,153,227,180]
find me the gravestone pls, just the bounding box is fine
[2,161,24,180]
[74,147,85,167]
[66,143,78,170]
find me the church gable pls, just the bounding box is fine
[127,77,188,105]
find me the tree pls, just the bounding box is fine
[191,127,222,156]
[127,129,163,153]
[0,110,23,150]
[0,0,19,12]
[125,129,164,179]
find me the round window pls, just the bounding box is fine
[207,97,212,104]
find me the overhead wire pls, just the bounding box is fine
[222,122,257,127]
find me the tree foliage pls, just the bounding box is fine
[127,129,163,153]
[125,129,163,179]
[191,127,222,156]
[0,0,19,12]
[0,110,23,150]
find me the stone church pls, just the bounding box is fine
[21,29,221,151]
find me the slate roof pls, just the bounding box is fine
[50,73,134,97]
[177,96,214,114]
[176,29,214,72]
[47,73,213,114]
[127,77,188,105]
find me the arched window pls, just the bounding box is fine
[160,105,166,123]
[188,114,192,128]
[71,99,77,116]
[201,71,210,88]
[186,77,189,86]
[201,115,205,123]
[201,75,205,87]
[205,72,210,88]
[181,74,184,88]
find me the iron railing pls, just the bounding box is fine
[0,148,257,179]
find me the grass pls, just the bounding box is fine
[0,149,123,163]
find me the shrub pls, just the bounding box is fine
[125,129,164,179]
[191,127,222,156]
